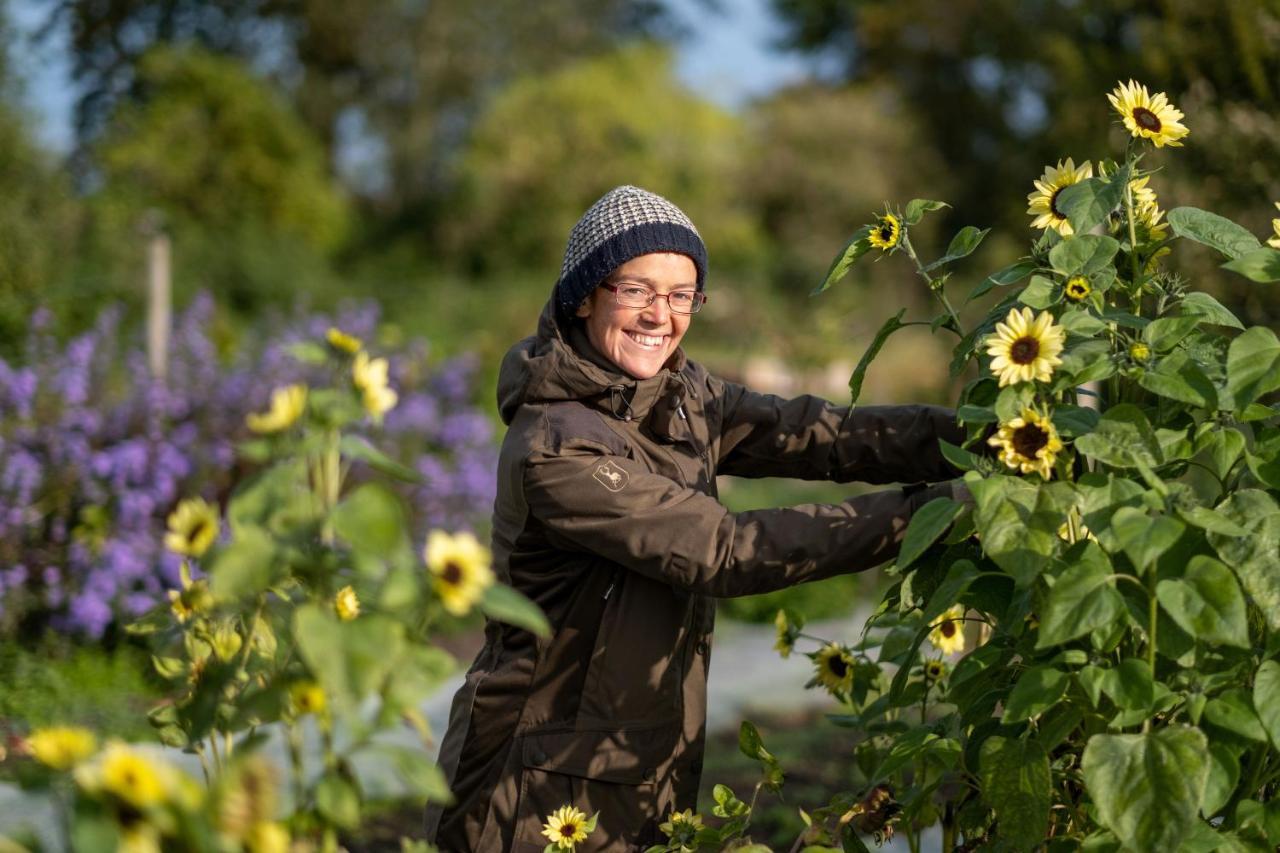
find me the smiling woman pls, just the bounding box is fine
[425,185,971,852]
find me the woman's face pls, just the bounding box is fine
[575,252,696,380]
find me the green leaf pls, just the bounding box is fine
[1100,659,1154,713]
[1081,727,1210,851]
[1004,666,1069,722]
[1058,167,1128,235]
[1143,315,1202,352]
[1060,308,1107,337]
[1204,743,1241,817]
[480,583,551,637]
[848,310,908,404]
[315,772,361,829]
[331,482,411,560]
[1168,207,1262,260]
[1058,339,1116,386]
[287,340,330,365]
[1180,292,1244,330]
[1222,247,1280,283]
[738,720,774,763]
[938,439,980,471]
[1204,689,1267,742]
[1019,275,1057,309]
[904,198,949,224]
[1139,352,1218,409]
[380,746,454,802]
[1225,326,1280,412]
[1209,490,1280,632]
[339,435,422,482]
[1254,661,1280,752]
[1048,235,1120,276]
[1196,428,1246,482]
[923,226,989,271]
[295,606,407,711]
[970,476,1074,587]
[922,559,980,622]
[978,736,1051,850]
[227,459,313,534]
[1037,542,1124,648]
[895,497,963,571]
[1177,505,1248,538]
[1077,473,1147,553]
[1111,508,1184,572]
[1051,405,1100,438]
[208,527,278,601]
[1074,404,1162,469]
[814,226,872,295]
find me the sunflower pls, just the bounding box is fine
[988,408,1065,480]
[541,805,593,850]
[1099,162,1159,211]
[165,497,220,558]
[923,659,948,682]
[867,212,902,251]
[928,606,966,656]
[774,608,802,659]
[1108,80,1189,148]
[325,327,362,355]
[985,307,1066,387]
[78,741,170,810]
[1064,276,1092,302]
[289,681,327,717]
[813,643,856,697]
[334,585,360,621]
[245,384,308,434]
[425,530,495,616]
[1027,158,1093,236]
[1128,341,1151,363]
[1270,202,1280,249]
[26,726,97,770]
[245,821,291,853]
[353,352,399,422]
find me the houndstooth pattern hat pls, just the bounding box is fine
[554,185,708,321]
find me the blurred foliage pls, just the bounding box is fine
[445,42,761,277]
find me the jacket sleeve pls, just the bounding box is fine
[523,441,953,598]
[708,375,965,485]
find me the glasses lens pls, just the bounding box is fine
[668,291,702,314]
[614,284,653,308]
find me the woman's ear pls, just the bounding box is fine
[574,296,592,318]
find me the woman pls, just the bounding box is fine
[425,186,968,852]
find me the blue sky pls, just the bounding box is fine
[9,0,816,152]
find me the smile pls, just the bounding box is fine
[625,331,668,350]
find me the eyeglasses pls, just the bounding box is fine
[600,282,707,315]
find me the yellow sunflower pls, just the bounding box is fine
[167,570,212,623]
[353,352,399,422]
[1270,202,1280,249]
[325,327,362,355]
[985,307,1066,387]
[541,805,594,850]
[425,530,495,616]
[77,741,171,810]
[1108,80,1189,148]
[1027,158,1093,236]
[245,821,291,853]
[813,643,856,696]
[1099,161,1159,211]
[988,408,1065,480]
[774,608,801,659]
[26,726,97,770]
[334,585,360,621]
[923,659,948,682]
[1128,341,1151,363]
[1064,276,1092,302]
[245,384,308,434]
[867,212,902,251]
[164,497,220,558]
[289,681,327,718]
[929,606,966,656]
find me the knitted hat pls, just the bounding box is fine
[554,185,708,320]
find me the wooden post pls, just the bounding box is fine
[141,211,171,382]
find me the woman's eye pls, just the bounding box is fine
[620,286,650,299]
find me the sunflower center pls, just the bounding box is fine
[442,561,463,585]
[878,224,895,242]
[939,622,957,639]
[827,655,849,678]
[1133,106,1162,132]
[1049,188,1067,218]
[189,520,209,542]
[1013,423,1049,457]
[1010,336,1040,364]
[560,824,578,838]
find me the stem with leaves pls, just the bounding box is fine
[901,233,962,334]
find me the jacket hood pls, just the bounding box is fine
[496,285,691,427]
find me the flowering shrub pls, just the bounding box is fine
[0,295,496,638]
[3,329,545,849]
[656,81,1280,852]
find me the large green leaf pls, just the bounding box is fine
[1222,247,1280,283]
[315,772,361,829]
[1037,542,1124,648]
[1209,490,1280,632]
[208,527,278,600]
[227,458,314,534]
[331,482,411,561]
[1111,508,1185,573]
[1167,207,1262,260]
[904,198,949,224]
[895,497,963,571]
[1156,556,1249,648]
[1077,474,1148,554]
[1057,165,1129,235]
[480,583,551,637]
[339,434,422,482]
[979,736,1051,850]
[1074,404,1162,469]
[1180,292,1244,330]
[1081,727,1209,851]
[923,225,989,271]
[1254,661,1280,752]
[1049,235,1120,276]
[1138,352,1218,409]
[970,476,1073,586]
[848,310,908,404]
[1204,743,1241,817]
[814,226,872,295]
[1225,327,1280,412]
[1143,315,1202,352]
[1100,659,1155,714]
[1004,666,1069,722]
[1204,689,1267,742]
[295,606,407,711]
[1018,275,1057,309]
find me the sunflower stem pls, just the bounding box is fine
[1123,145,1144,308]
[901,233,962,335]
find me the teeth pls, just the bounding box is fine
[626,331,665,348]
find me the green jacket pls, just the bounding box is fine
[425,291,964,852]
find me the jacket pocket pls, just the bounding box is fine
[509,728,670,853]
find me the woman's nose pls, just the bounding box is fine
[641,295,671,323]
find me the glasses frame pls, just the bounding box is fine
[599,282,708,315]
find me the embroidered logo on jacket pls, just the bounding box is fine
[592,460,629,492]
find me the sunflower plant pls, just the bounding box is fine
[741,80,1280,852]
[5,328,550,849]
